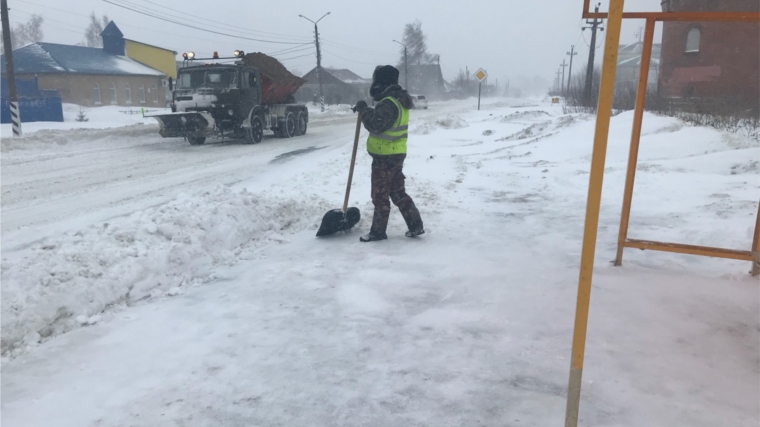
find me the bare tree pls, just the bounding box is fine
[2,14,44,50]
[22,14,44,44]
[400,20,434,66]
[84,12,109,48]
[450,68,476,99]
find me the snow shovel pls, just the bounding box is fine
[316,113,363,237]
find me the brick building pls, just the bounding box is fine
[658,0,759,112]
[0,22,171,107]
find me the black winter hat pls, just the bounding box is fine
[372,65,399,85]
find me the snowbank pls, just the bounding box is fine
[1,123,156,152]
[1,185,331,356]
[411,114,469,135]
[2,97,759,426]
[0,103,164,140]
[1,102,355,151]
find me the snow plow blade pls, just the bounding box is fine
[146,112,215,138]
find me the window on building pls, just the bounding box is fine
[686,28,701,53]
[93,84,101,105]
[109,83,117,104]
[138,84,146,103]
[124,84,132,103]
[152,84,158,103]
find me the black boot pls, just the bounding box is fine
[405,220,425,238]
[360,231,388,242]
[405,228,425,238]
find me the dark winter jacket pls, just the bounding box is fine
[360,84,414,134]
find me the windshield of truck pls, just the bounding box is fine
[177,68,238,89]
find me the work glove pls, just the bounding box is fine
[352,100,368,113]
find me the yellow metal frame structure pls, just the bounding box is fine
[565,2,760,426]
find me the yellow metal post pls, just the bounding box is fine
[614,18,656,266]
[752,200,760,276]
[565,1,625,426]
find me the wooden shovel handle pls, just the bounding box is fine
[343,113,362,212]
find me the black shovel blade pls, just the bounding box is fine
[316,207,361,237]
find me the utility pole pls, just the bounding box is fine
[560,59,568,95]
[299,12,330,112]
[567,45,577,96]
[393,40,408,90]
[1,0,21,136]
[466,66,470,93]
[556,68,562,93]
[582,2,605,106]
[635,27,643,43]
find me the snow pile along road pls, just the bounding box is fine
[1,185,330,356]
[1,123,157,152]
[2,97,758,426]
[0,103,165,138]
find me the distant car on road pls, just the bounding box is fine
[410,94,428,109]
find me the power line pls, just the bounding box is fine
[321,47,385,66]
[112,0,310,43]
[268,44,313,56]
[135,0,311,42]
[581,29,604,49]
[276,52,315,62]
[9,18,82,36]
[320,39,395,56]
[101,0,307,45]
[13,0,275,53]
[13,9,92,35]
[11,8,214,55]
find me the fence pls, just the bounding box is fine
[1,97,64,123]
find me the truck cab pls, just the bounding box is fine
[171,65,262,137]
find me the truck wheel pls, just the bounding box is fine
[245,116,264,144]
[295,111,308,136]
[187,136,206,145]
[283,112,297,138]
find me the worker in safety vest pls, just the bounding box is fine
[353,65,424,242]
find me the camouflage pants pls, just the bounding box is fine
[370,153,423,234]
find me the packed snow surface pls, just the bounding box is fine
[1,97,758,426]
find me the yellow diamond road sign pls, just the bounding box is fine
[474,68,487,83]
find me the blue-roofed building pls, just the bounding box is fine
[1,22,171,107]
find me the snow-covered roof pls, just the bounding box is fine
[303,67,369,85]
[0,42,166,76]
[324,68,370,84]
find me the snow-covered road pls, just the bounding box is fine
[1,102,500,248]
[2,98,758,426]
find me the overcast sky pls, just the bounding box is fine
[9,0,663,92]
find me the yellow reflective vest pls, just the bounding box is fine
[366,96,409,155]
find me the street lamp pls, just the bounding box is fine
[393,39,408,90]
[299,12,330,112]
